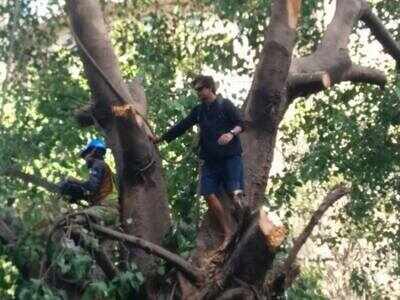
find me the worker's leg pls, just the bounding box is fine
[205,193,232,242]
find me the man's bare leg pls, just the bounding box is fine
[205,193,232,247]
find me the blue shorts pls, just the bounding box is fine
[200,155,244,196]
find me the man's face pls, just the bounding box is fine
[194,83,212,102]
[83,149,95,166]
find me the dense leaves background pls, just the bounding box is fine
[0,0,399,298]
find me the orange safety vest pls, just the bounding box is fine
[88,162,114,205]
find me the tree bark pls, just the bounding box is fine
[91,223,204,284]
[288,0,400,101]
[61,0,400,298]
[66,0,171,278]
[242,0,302,209]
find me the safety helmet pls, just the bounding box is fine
[80,138,107,158]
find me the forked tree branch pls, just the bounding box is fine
[282,185,350,287]
[343,65,387,88]
[288,0,399,101]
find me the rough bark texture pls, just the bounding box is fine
[242,0,301,209]
[288,0,400,102]
[64,0,400,297]
[199,209,286,299]
[1,0,396,298]
[66,0,171,278]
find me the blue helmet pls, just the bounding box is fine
[80,138,106,158]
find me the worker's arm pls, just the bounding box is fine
[159,107,199,143]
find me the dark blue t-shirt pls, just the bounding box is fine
[161,97,244,161]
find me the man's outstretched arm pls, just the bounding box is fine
[156,107,199,143]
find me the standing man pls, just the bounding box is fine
[154,75,244,247]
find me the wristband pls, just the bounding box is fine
[229,129,236,136]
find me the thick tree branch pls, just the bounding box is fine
[288,64,386,100]
[283,185,350,274]
[246,0,301,128]
[266,185,349,296]
[66,2,171,281]
[290,0,361,75]
[241,0,302,209]
[288,0,398,101]
[360,7,400,64]
[2,166,59,193]
[288,71,331,99]
[343,65,387,88]
[200,209,286,299]
[90,223,204,285]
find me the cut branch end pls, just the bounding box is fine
[322,72,331,88]
[259,209,287,250]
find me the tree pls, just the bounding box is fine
[1,0,399,298]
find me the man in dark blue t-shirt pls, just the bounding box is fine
[154,75,244,247]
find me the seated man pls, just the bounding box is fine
[58,138,113,206]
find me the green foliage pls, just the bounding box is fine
[287,268,327,300]
[0,256,19,299]
[1,0,400,298]
[81,264,144,299]
[56,250,93,282]
[17,279,63,300]
[270,77,400,295]
[350,268,370,297]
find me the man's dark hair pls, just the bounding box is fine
[192,75,217,94]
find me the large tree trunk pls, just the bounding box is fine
[66,0,171,279]
[242,0,301,208]
[60,0,400,298]
[1,0,399,298]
